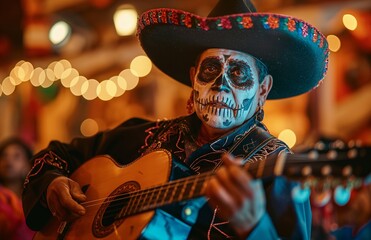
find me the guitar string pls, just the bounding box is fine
[81,171,214,208]
[80,153,354,221]
[80,158,275,219]
[80,153,323,208]
[79,153,315,208]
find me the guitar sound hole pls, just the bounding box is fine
[101,193,130,227]
[92,181,140,238]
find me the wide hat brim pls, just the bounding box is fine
[138,9,329,99]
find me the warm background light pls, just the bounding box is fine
[49,21,71,45]
[80,118,99,137]
[342,14,358,31]
[61,68,79,88]
[327,35,341,52]
[278,129,297,148]
[82,79,99,100]
[97,80,116,101]
[1,77,16,96]
[30,67,45,87]
[130,56,152,77]
[119,69,139,90]
[110,76,126,97]
[41,69,55,88]
[70,76,88,96]
[113,5,138,36]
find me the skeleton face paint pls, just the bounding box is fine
[192,49,261,130]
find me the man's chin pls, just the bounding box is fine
[204,116,238,130]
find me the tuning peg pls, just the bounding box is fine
[348,139,362,148]
[308,150,319,160]
[314,141,326,151]
[331,139,346,150]
[347,148,358,159]
[321,165,332,176]
[326,150,338,160]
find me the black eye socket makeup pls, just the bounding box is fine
[227,60,254,89]
[198,57,222,83]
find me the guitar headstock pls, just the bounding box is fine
[280,139,371,206]
[284,140,371,180]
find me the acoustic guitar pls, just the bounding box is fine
[33,146,371,239]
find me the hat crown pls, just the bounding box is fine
[208,0,257,17]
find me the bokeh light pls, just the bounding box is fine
[119,69,139,90]
[342,14,357,31]
[97,80,116,101]
[113,5,138,36]
[1,77,16,95]
[110,76,126,97]
[327,35,341,52]
[80,118,99,137]
[130,55,152,77]
[30,67,45,87]
[70,76,88,96]
[61,68,79,88]
[278,129,297,148]
[49,21,71,45]
[82,79,99,100]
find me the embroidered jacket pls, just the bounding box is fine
[22,114,311,239]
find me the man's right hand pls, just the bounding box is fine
[46,176,87,221]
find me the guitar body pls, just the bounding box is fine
[33,150,172,240]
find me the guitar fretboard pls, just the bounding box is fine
[117,155,279,219]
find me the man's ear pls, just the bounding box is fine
[189,66,196,86]
[259,74,273,105]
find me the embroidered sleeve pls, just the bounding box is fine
[24,151,69,187]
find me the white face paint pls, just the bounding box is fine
[192,49,261,130]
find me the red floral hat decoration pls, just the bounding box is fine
[137,0,329,99]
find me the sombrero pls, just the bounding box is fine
[137,0,329,99]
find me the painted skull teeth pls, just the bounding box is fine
[195,95,250,118]
[195,95,242,110]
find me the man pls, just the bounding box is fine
[22,0,329,239]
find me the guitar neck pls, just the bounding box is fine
[119,147,370,219]
[118,155,282,219]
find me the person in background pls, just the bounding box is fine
[0,137,33,198]
[0,137,34,239]
[22,0,329,239]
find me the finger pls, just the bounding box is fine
[221,153,243,167]
[69,180,87,202]
[225,164,253,198]
[215,166,246,208]
[59,183,86,216]
[55,197,83,222]
[206,177,237,219]
[220,154,253,198]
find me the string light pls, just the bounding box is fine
[0,57,151,100]
[130,55,152,77]
[119,69,139,90]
